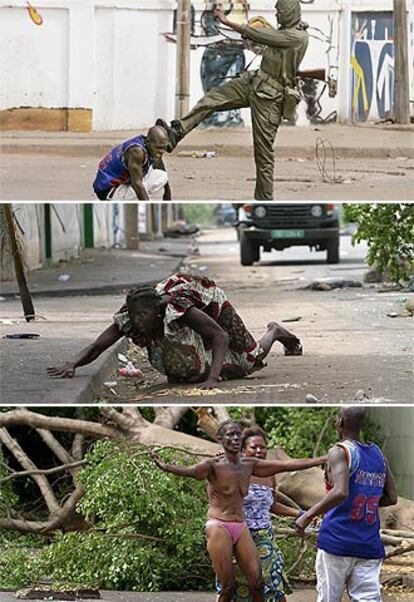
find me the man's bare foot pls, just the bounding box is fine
[267,321,303,355]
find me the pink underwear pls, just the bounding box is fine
[206,518,247,545]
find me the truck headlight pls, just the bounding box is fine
[311,205,323,217]
[253,205,267,218]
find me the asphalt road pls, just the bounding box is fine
[94,229,413,404]
[1,153,413,201]
[1,228,412,404]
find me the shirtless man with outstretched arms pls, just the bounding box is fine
[152,420,326,602]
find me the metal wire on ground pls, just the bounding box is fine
[315,136,343,183]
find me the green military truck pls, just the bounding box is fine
[236,203,340,265]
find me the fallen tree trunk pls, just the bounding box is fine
[0,407,413,535]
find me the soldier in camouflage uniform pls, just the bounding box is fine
[159,0,308,200]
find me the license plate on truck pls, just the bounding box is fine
[271,229,305,238]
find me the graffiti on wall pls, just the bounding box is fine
[26,2,43,25]
[300,14,339,124]
[351,12,394,122]
[198,2,248,127]
[167,1,338,127]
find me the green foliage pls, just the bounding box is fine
[0,408,386,591]
[183,204,216,226]
[30,441,212,591]
[0,447,18,514]
[343,203,414,284]
[0,533,44,589]
[229,407,383,457]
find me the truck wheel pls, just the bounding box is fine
[240,231,260,266]
[326,237,340,264]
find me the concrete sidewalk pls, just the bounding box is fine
[0,238,195,404]
[0,238,195,299]
[2,123,414,159]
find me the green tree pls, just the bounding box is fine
[344,203,414,285]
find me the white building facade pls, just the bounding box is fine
[0,0,413,130]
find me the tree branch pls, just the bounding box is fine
[36,428,74,465]
[194,407,220,441]
[72,434,84,462]
[99,407,145,432]
[0,408,121,439]
[0,461,86,485]
[212,407,232,424]
[153,407,188,428]
[0,428,60,515]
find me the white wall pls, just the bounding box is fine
[1,0,412,126]
[369,407,414,500]
[11,205,44,271]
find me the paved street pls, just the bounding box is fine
[0,240,190,404]
[1,228,412,405]
[95,229,413,404]
[1,125,413,200]
[0,589,411,602]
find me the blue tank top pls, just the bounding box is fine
[93,135,154,194]
[318,441,386,559]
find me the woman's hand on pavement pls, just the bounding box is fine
[198,378,219,390]
[47,362,76,379]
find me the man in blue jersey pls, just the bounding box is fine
[295,407,397,602]
[93,126,171,200]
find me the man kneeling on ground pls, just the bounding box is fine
[93,125,171,200]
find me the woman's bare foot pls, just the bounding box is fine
[266,321,303,355]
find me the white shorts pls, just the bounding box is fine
[110,166,168,200]
[316,549,382,602]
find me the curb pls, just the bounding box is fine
[32,254,187,404]
[2,141,414,159]
[41,338,128,404]
[1,258,185,300]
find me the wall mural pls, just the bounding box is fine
[351,11,394,122]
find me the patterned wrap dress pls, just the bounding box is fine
[113,273,266,383]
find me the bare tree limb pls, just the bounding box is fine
[42,485,85,534]
[385,543,414,559]
[194,407,219,441]
[120,406,143,422]
[313,412,335,456]
[72,434,84,462]
[0,428,60,514]
[0,461,86,485]
[153,407,188,428]
[213,407,232,424]
[36,428,74,466]
[0,408,120,439]
[0,516,52,534]
[99,407,143,432]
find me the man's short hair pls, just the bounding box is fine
[340,406,367,430]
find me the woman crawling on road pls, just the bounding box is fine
[47,273,302,389]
